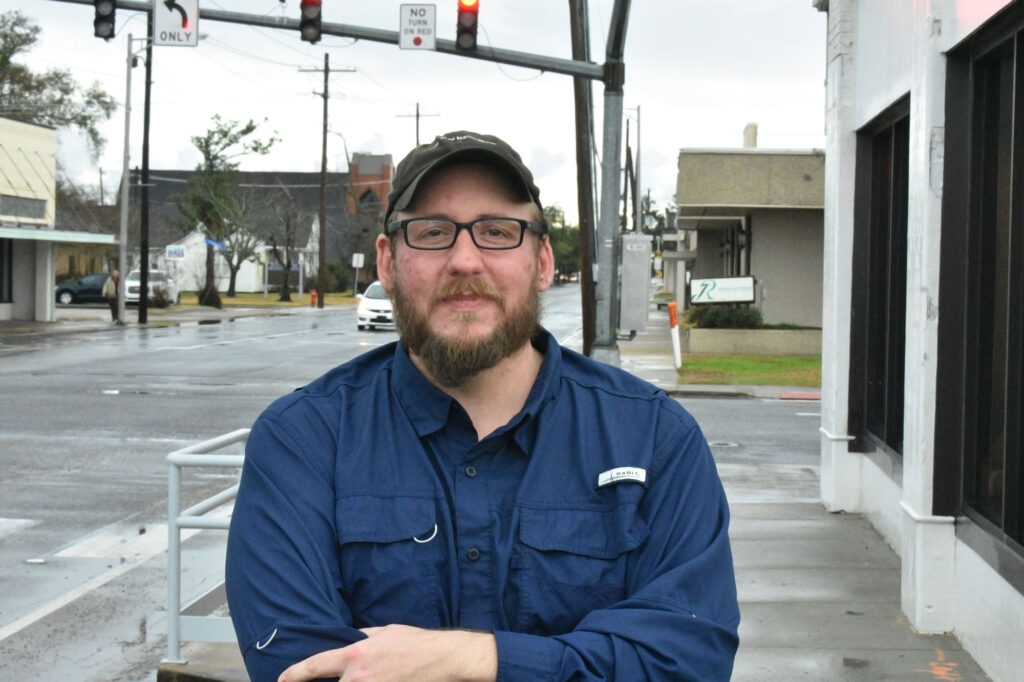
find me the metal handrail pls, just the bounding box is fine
[164,428,249,664]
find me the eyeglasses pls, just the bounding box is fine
[387,217,546,251]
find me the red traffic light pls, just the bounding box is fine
[456,0,478,51]
[300,0,322,43]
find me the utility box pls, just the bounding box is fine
[619,233,653,332]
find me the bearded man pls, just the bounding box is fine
[226,131,739,682]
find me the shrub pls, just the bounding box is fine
[325,261,350,293]
[685,304,763,329]
[150,289,170,308]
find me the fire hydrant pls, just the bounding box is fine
[310,289,318,307]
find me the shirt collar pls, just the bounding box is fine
[390,329,562,443]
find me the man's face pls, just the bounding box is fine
[377,162,554,386]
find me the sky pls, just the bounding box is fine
[7,0,827,224]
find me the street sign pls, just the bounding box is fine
[352,253,365,268]
[399,4,436,50]
[154,0,199,47]
[690,276,756,304]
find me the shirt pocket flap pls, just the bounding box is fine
[336,495,437,545]
[519,505,649,559]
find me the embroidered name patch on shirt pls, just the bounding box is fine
[598,467,648,487]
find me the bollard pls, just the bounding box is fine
[667,301,682,369]
[310,289,318,308]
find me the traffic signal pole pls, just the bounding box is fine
[62,0,631,361]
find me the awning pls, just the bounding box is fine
[0,226,116,245]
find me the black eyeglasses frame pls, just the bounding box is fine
[386,217,547,251]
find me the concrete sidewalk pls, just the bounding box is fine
[4,305,991,680]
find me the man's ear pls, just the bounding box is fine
[376,234,394,292]
[536,236,555,291]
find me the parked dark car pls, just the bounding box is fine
[54,273,111,305]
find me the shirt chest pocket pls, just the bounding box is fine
[515,504,649,635]
[336,495,449,629]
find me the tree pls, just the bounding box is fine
[219,189,266,297]
[545,205,579,284]
[0,11,115,159]
[268,200,305,303]
[174,115,277,307]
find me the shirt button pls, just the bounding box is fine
[467,547,481,562]
[465,465,478,478]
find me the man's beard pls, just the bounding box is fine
[391,278,541,388]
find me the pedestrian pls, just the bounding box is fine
[225,131,739,681]
[101,269,119,322]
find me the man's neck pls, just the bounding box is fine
[412,341,543,440]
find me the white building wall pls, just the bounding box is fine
[819,0,862,512]
[820,1,1022,680]
[158,230,266,294]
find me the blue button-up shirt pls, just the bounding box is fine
[226,330,739,681]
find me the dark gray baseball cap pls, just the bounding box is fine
[385,130,544,226]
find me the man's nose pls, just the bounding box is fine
[445,228,485,272]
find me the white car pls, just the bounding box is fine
[124,269,180,306]
[356,281,394,330]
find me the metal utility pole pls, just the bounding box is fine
[569,0,597,357]
[592,0,631,365]
[396,102,440,146]
[117,33,134,326]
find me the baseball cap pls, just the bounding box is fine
[385,131,544,226]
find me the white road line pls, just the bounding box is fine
[0,506,230,642]
[0,517,37,540]
[162,329,311,351]
[0,529,185,643]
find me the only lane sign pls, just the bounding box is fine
[154,0,199,47]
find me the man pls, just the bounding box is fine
[101,269,119,322]
[226,131,739,681]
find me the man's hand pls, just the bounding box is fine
[277,624,498,682]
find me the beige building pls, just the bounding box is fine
[0,117,114,322]
[667,131,824,327]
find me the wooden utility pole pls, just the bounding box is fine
[569,0,597,356]
[301,55,355,308]
[318,52,328,308]
[396,102,440,146]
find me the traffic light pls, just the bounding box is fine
[456,0,478,51]
[299,0,322,43]
[93,0,115,40]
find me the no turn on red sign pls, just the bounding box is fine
[399,4,436,50]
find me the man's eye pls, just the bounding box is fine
[477,222,517,240]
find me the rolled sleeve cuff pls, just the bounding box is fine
[493,630,564,682]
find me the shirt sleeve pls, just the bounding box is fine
[225,412,365,682]
[493,411,739,681]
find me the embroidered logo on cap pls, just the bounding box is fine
[598,467,648,487]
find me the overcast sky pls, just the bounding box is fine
[7,0,826,223]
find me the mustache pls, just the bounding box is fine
[431,280,504,306]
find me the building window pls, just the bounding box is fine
[848,98,909,458]
[938,7,1023,553]
[0,194,47,220]
[0,238,11,303]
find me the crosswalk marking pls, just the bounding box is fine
[0,517,37,540]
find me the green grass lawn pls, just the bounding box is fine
[678,353,821,387]
[177,291,357,307]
